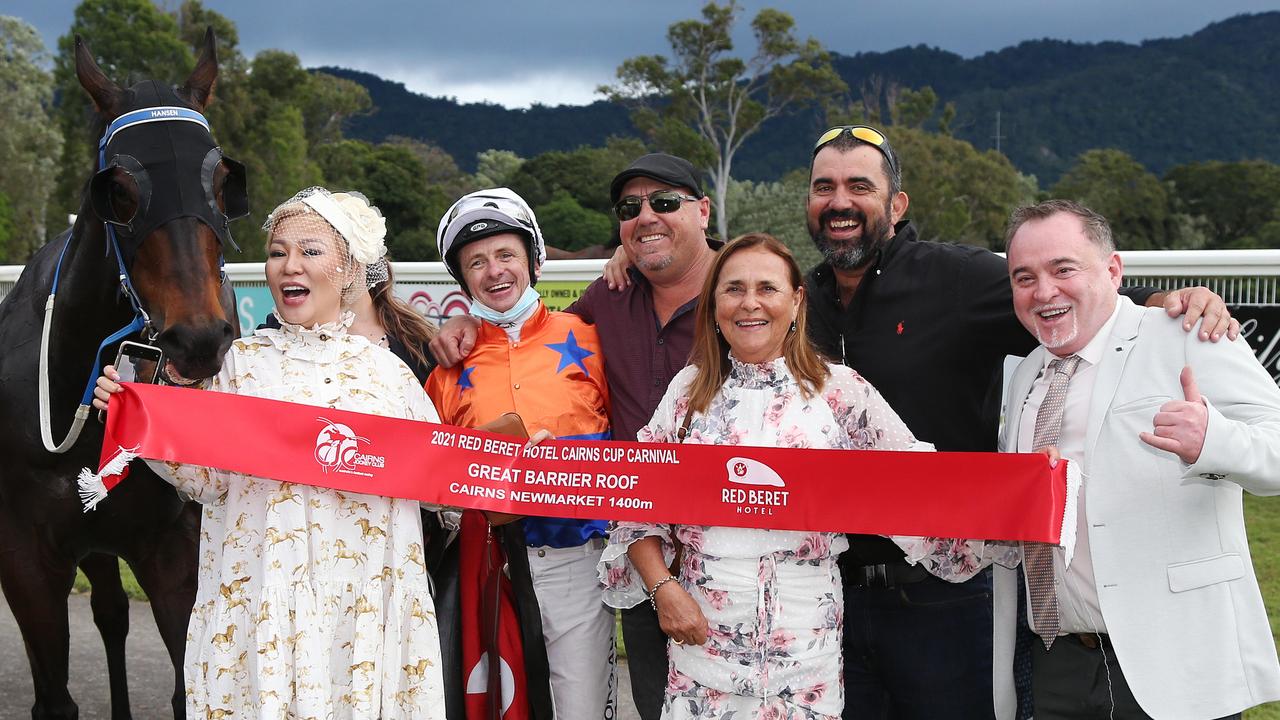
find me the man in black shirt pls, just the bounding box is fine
[803,125,1237,719]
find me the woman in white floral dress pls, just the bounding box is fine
[600,234,921,720]
[94,188,446,719]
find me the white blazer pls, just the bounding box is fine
[1001,297,1280,719]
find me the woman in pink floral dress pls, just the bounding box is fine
[599,234,921,720]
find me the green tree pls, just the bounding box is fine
[314,139,445,261]
[601,1,847,239]
[384,137,472,201]
[1164,160,1280,249]
[51,0,193,232]
[0,192,15,254]
[300,72,371,145]
[894,128,1035,249]
[508,137,647,216]
[474,149,525,189]
[725,170,816,267]
[1051,149,1186,250]
[535,190,614,251]
[175,0,238,58]
[0,16,64,260]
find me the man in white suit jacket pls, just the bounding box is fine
[1001,200,1280,719]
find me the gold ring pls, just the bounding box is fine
[673,638,684,645]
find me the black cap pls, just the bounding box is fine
[610,153,705,204]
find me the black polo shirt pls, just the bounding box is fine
[805,220,1154,563]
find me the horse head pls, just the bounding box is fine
[75,28,244,383]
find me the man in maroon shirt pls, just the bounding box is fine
[430,156,719,720]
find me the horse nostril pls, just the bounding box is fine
[157,320,233,380]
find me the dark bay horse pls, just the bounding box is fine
[0,30,244,719]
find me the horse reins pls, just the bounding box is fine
[38,106,218,454]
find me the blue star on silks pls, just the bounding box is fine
[457,365,477,392]
[545,330,594,376]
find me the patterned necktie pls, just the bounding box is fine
[1024,354,1082,649]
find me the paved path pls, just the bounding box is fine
[1,591,641,719]
[0,592,175,719]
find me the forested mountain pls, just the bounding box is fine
[324,68,634,170]
[327,11,1279,183]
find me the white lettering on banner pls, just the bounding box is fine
[627,448,680,464]
[523,470,593,487]
[468,463,520,484]
[149,108,180,117]
[508,490,604,507]
[560,446,600,462]
[595,474,638,490]
[352,453,384,468]
[450,482,506,500]
[483,438,522,456]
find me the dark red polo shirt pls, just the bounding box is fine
[566,240,722,441]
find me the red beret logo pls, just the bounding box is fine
[722,456,789,515]
[726,457,784,487]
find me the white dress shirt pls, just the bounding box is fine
[1017,302,1121,635]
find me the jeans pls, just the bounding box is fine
[844,565,996,719]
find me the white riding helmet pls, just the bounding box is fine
[436,187,546,290]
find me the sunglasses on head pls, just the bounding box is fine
[612,190,700,222]
[812,125,899,173]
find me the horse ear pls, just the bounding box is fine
[181,27,219,112]
[74,36,123,116]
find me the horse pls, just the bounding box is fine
[0,29,244,719]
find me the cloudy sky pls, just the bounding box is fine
[9,1,1279,107]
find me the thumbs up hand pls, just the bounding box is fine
[1139,366,1209,464]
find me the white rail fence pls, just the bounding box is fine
[4,249,1280,310]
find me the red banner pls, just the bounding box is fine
[98,383,1068,542]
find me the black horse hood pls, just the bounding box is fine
[89,79,247,264]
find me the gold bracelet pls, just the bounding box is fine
[647,575,678,611]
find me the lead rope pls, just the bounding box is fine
[38,293,89,453]
[38,229,150,454]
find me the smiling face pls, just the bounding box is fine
[713,246,804,364]
[617,177,710,280]
[806,144,908,271]
[1008,212,1123,356]
[458,232,533,312]
[266,213,347,328]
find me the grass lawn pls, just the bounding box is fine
[76,495,1280,715]
[1246,494,1280,719]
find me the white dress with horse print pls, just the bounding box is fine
[146,312,445,719]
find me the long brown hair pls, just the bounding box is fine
[685,233,830,414]
[372,262,437,368]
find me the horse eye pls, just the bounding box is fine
[212,162,228,213]
[109,172,140,223]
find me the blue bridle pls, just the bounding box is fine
[51,106,218,406]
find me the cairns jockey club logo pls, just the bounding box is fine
[314,417,385,477]
[722,456,790,515]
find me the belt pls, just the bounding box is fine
[1068,632,1110,650]
[847,560,930,588]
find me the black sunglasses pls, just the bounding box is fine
[613,190,700,222]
